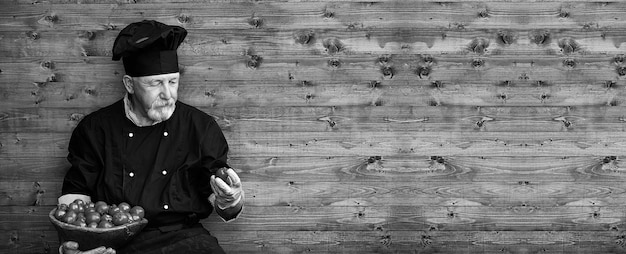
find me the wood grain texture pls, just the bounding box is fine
[3,1,626,253]
[5,105,626,133]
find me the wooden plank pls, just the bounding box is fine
[5,179,626,207]
[1,205,626,233]
[2,78,626,109]
[2,229,626,254]
[1,55,623,84]
[2,28,626,57]
[1,156,622,184]
[4,105,626,133]
[2,2,626,31]
[3,132,626,158]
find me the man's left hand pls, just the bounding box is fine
[209,168,243,209]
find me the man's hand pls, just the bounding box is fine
[209,168,243,210]
[59,241,115,254]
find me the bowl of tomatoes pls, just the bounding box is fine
[49,199,148,251]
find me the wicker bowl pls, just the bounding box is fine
[49,208,148,251]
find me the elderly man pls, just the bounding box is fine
[57,20,243,254]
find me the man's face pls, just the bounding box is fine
[130,72,179,122]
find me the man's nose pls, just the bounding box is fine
[160,83,172,99]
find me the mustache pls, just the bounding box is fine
[152,99,175,107]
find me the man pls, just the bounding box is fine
[57,20,243,254]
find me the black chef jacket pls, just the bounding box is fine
[62,99,231,225]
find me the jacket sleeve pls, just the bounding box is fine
[62,116,103,197]
[198,117,230,197]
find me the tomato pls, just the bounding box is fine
[68,203,81,213]
[94,201,109,214]
[111,212,129,226]
[216,167,229,183]
[85,207,97,214]
[131,214,141,222]
[118,202,131,213]
[85,212,101,225]
[86,202,95,209]
[88,222,98,228]
[57,203,68,211]
[109,206,121,215]
[62,211,77,224]
[129,206,145,219]
[101,214,113,223]
[98,221,114,228]
[72,220,87,227]
[54,209,67,220]
[72,199,85,207]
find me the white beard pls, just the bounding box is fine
[147,100,175,121]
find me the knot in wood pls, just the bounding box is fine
[322,7,334,19]
[535,80,546,87]
[471,58,484,68]
[40,60,54,70]
[558,37,579,54]
[43,14,58,23]
[428,100,439,106]
[416,66,430,78]
[431,81,443,88]
[25,31,39,40]
[497,30,516,45]
[78,30,95,40]
[105,23,117,30]
[46,73,58,82]
[294,30,314,45]
[369,80,381,88]
[177,14,191,24]
[246,55,262,69]
[84,87,97,96]
[422,54,434,64]
[563,58,577,68]
[381,66,394,78]
[617,66,626,76]
[615,54,625,64]
[478,9,489,18]
[469,37,489,54]
[531,30,550,45]
[378,55,392,65]
[605,80,616,88]
[248,17,264,28]
[476,120,484,128]
[430,156,444,163]
[558,8,569,18]
[519,73,529,80]
[367,156,382,163]
[323,38,344,55]
[328,58,341,68]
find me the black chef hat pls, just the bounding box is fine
[112,20,187,77]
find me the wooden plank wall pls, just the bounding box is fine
[2,0,626,253]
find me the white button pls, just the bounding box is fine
[162,170,168,175]
[163,131,169,137]
[129,172,134,177]
[128,132,134,138]
[163,204,169,210]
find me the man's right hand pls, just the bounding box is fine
[59,241,116,254]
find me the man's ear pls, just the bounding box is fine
[122,75,135,94]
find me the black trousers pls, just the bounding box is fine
[118,223,226,254]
